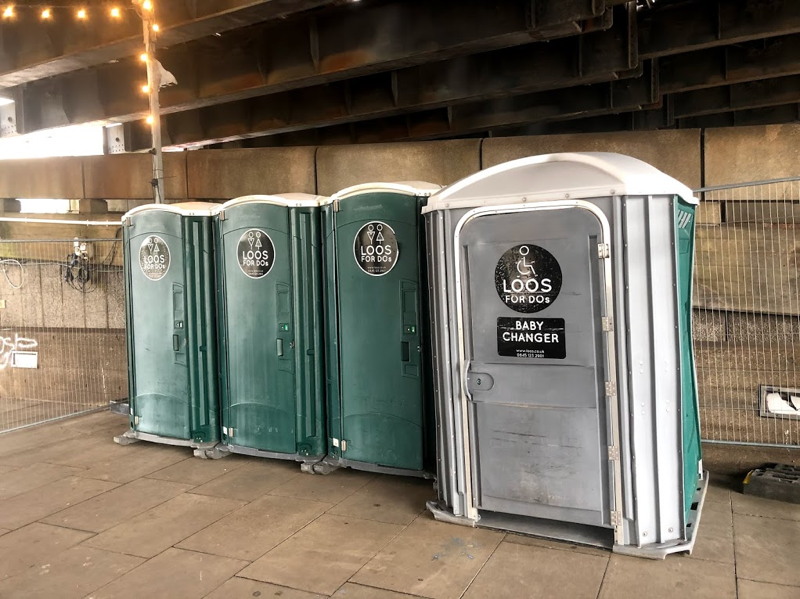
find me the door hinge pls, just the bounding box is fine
[610,510,622,527]
[341,440,347,452]
[133,415,140,425]
[602,316,614,332]
[608,445,620,460]
[218,210,226,221]
[605,381,617,398]
[598,243,610,259]
[333,199,340,212]
[223,426,234,438]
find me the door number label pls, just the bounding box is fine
[497,317,566,359]
[139,235,170,281]
[353,221,399,276]
[495,244,562,313]
[237,229,275,279]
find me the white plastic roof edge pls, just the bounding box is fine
[217,193,328,211]
[423,152,698,213]
[124,201,219,219]
[331,181,441,201]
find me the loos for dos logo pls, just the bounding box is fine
[494,244,562,313]
[139,235,171,281]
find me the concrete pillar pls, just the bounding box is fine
[0,199,21,214]
[74,199,109,214]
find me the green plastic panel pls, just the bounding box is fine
[323,192,431,472]
[216,202,325,458]
[675,198,702,518]
[124,210,219,443]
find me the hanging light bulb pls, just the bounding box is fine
[141,84,150,94]
[146,115,154,125]
[139,53,148,63]
[40,8,52,20]
[2,5,14,19]
[142,0,153,11]
[151,23,159,32]
[109,7,121,19]
[76,8,88,20]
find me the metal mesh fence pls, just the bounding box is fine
[0,236,127,433]
[694,176,800,447]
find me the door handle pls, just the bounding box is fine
[173,334,180,352]
[401,341,410,362]
[277,338,284,357]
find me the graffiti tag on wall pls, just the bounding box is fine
[0,334,39,370]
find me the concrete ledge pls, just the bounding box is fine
[482,130,702,189]
[316,140,481,196]
[187,147,317,199]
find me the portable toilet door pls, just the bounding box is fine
[214,194,327,462]
[117,202,220,456]
[424,153,706,558]
[316,182,440,476]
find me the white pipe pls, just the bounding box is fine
[0,217,122,226]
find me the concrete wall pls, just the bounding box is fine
[482,129,703,189]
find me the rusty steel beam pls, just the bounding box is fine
[672,75,800,119]
[208,65,656,148]
[677,103,800,129]
[639,0,800,59]
[0,0,339,88]
[660,33,800,94]
[13,0,623,135]
[120,13,638,150]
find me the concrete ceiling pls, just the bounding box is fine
[0,0,798,150]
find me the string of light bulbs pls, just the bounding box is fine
[1,1,157,30]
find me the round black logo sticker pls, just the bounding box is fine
[353,221,399,276]
[495,244,562,313]
[139,235,170,281]
[237,229,275,279]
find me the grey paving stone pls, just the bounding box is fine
[331,583,422,598]
[0,522,92,580]
[268,468,375,504]
[146,454,248,486]
[598,554,736,599]
[87,548,246,599]
[188,459,301,502]
[734,513,800,587]
[0,462,82,500]
[241,514,403,595]
[328,475,436,525]
[206,577,327,599]
[353,514,505,599]
[464,542,607,599]
[42,477,193,532]
[83,493,246,558]
[178,494,330,561]
[0,475,118,530]
[738,579,800,599]
[733,491,800,522]
[0,546,143,599]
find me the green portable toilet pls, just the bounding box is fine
[116,202,221,457]
[313,182,440,476]
[214,194,327,462]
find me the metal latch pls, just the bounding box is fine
[598,243,610,259]
[605,381,617,398]
[602,316,614,332]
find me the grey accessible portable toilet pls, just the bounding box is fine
[424,152,707,558]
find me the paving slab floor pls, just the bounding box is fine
[0,411,797,598]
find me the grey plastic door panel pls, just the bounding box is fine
[458,205,611,528]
